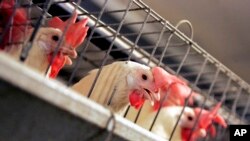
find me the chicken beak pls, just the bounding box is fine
[142,88,161,106]
[142,90,154,105]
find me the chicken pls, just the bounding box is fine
[47,12,89,78]
[71,61,160,113]
[125,67,226,140]
[7,27,75,75]
[125,66,199,122]
[182,103,227,141]
[0,0,89,78]
[126,103,227,141]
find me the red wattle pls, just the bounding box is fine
[181,128,201,141]
[129,91,145,109]
[181,128,191,141]
[48,53,66,78]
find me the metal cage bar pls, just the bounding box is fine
[1,0,249,141]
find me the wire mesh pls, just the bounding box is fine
[1,0,250,141]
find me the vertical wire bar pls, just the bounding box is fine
[157,30,174,65]
[24,1,32,47]
[241,94,250,122]
[149,20,195,136]
[175,45,191,75]
[148,82,178,132]
[86,0,134,99]
[150,45,192,133]
[139,23,177,128]
[134,23,176,124]
[168,58,208,140]
[147,21,167,64]
[45,0,82,76]
[220,78,232,104]
[127,8,151,61]
[186,67,221,141]
[207,69,220,95]
[123,20,167,118]
[67,0,109,86]
[121,9,151,117]
[20,0,53,61]
[174,20,194,75]
[226,87,243,122]
[0,1,18,47]
[108,5,150,105]
[206,73,232,141]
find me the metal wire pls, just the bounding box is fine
[2,0,250,140]
[20,0,53,61]
[169,58,209,140]
[0,1,18,47]
[226,87,243,122]
[187,67,221,141]
[104,112,116,141]
[122,7,153,118]
[127,8,151,61]
[44,1,82,76]
[67,0,109,86]
[123,20,168,118]
[241,94,250,122]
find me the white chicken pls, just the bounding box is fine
[71,61,160,113]
[6,27,73,75]
[0,0,88,78]
[126,103,227,141]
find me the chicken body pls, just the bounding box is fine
[126,104,195,141]
[71,61,159,113]
[126,102,227,141]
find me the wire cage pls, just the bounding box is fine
[1,0,250,141]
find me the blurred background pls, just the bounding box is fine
[142,0,250,83]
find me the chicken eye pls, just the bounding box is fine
[52,35,59,42]
[187,116,193,121]
[142,74,148,80]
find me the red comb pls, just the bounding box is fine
[153,81,198,111]
[129,90,145,109]
[47,12,89,48]
[194,103,227,138]
[195,102,227,128]
[152,66,194,109]
[47,13,89,78]
[47,54,65,78]
[152,67,187,89]
[0,0,30,49]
